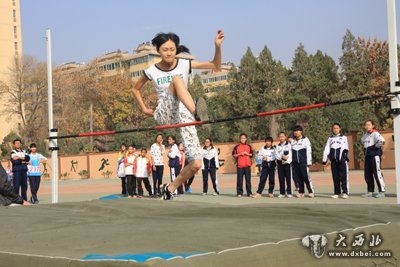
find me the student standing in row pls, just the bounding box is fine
[361,120,386,198]
[232,133,253,198]
[167,136,181,196]
[11,139,30,201]
[123,145,138,198]
[275,132,293,198]
[322,123,349,199]
[287,134,298,190]
[117,143,128,196]
[150,134,165,197]
[202,138,220,196]
[27,143,47,204]
[134,148,153,198]
[291,126,314,198]
[253,137,276,198]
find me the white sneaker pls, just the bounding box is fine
[277,194,285,198]
[202,193,207,196]
[331,194,339,199]
[340,194,348,199]
[286,194,293,198]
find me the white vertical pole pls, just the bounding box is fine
[46,29,59,204]
[387,0,400,204]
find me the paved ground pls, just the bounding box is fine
[36,169,397,204]
[0,169,398,267]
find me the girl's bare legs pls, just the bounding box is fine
[169,76,195,114]
[168,160,201,192]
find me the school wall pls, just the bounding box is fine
[1,130,395,180]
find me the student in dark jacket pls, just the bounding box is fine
[0,160,27,206]
[322,123,349,199]
[253,137,276,198]
[361,120,386,198]
[232,133,253,197]
[291,126,314,198]
[10,139,30,201]
[201,138,220,196]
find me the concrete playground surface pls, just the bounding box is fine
[0,170,399,267]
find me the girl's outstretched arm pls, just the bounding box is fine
[192,29,224,70]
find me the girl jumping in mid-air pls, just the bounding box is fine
[132,30,224,200]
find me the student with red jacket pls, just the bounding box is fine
[232,133,254,197]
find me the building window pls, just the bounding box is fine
[13,9,16,22]
[130,70,143,78]
[14,26,17,39]
[130,56,149,66]
[12,0,16,6]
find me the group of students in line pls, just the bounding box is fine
[235,120,386,199]
[0,139,47,206]
[116,119,386,200]
[117,134,220,198]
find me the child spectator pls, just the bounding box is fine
[201,138,220,196]
[291,126,314,198]
[123,145,138,198]
[10,139,30,201]
[322,123,349,199]
[117,143,128,196]
[361,120,386,198]
[253,137,276,198]
[275,132,293,198]
[232,133,253,198]
[134,148,153,198]
[150,134,165,197]
[167,136,182,196]
[27,143,47,204]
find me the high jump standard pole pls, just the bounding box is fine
[387,0,400,204]
[46,29,59,204]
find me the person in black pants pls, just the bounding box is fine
[123,145,138,198]
[202,138,220,196]
[10,139,30,201]
[322,123,350,199]
[150,134,165,197]
[232,133,253,197]
[360,120,386,198]
[27,143,47,204]
[253,137,276,198]
[275,132,293,198]
[117,143,127,196]
[291,125,314,198]
[167,136,182,196]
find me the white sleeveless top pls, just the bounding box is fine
[144,59,191,108]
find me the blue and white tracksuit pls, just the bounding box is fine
[361,130,385,193]
[256,146,276,194]
[201,146,220,194]
[322,134,349,195]
[291,136,314,194]
[275,141,293,195]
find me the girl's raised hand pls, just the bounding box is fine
[215,29,224,47]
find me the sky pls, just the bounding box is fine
[21,0,399,67]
